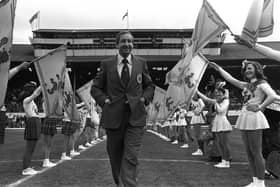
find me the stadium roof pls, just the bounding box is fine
[10,42,280,63]
[33,28,194,33]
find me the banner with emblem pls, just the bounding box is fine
[0,0,17,108]
[164,84,187,119]
[34,45,66,118]
[62,71,80,122]
[181,54,209,110]
[76,80,93,109]
[164,54,208,119]
[148,86,166,124]
[165,42,193,85]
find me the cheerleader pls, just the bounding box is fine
[198,82,232,168]
[177,107,189,148]
[22,83,42,176]
[190,94,205,156]
[41,101,59,168]
[162,118,171,140]
[211,60,278,187]
[170,110,179,144]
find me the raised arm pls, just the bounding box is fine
[234,35,280,63]
[254,43,280,63]
[24,86,42,104]
[197,91,216,105]
[8,61,30,80]
[209,62,247,90]
[276,94,280,101]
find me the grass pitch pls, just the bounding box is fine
[0,126,279,187]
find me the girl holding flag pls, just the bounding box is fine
[210,60,278,187]
[21,82,42,176]
[197,82,232,168]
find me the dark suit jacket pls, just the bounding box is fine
[91,55,155,129]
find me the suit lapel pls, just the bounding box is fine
[127,55,137,88]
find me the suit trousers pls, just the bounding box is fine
[106,104,144,187]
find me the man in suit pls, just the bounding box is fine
[91,30,155,186]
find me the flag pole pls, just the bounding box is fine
[126,9,129,30]
[38,11,40,30]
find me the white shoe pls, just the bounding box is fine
[244,182,256,187]
[171,140,178,144]
[102,135,107,140]
[255,180,265,187]
[78,145,87,150]
[214,161,230,168]
[192,149,203,156]
[91,140,98,144]
[22,167,38,176]
[96,138,102,142]
[180,144,189,148]
[61,155,72,160]
[43,161,57,168]
[85,142,92,147]
[70,150,80,156]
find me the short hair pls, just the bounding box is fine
[115,30,134,44]
[24,81,37,89]
[241,60,267,82]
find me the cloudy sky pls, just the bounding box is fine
[13,0,280,44]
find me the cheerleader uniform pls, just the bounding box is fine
[61,112,80,136]
[178,109,187,126]
[23,100,41,140]
[235,83,273,130]
[212,99,232,132]
[171,112,179,126]
[41,102,60,136]
[163,120,170,127]
[190,98,205,125]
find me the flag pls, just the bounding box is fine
[34,45,67,118]
[29,11,40,30]
[62,70,80,122]
[164,54,208,119]
[0,0,17,108]
[241,0,274,45]
[181,54,209,109]
[191,0,228,56]
[165,42,193,85]
[258,0,274,37]
[122,10,128,20]
[164,84,186,119]
[148,86,166,123]
[76,80,93,109]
